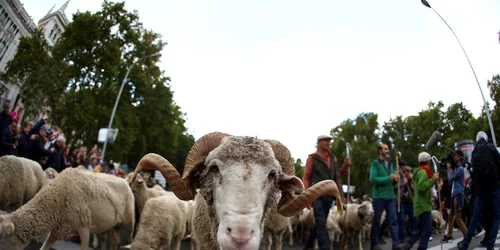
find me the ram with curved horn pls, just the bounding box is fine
[129,132,344,250]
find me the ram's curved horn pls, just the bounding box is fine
[182,132,232,189]
[263,139,295,176]
[128,153,193,200]
[277,180,344,217]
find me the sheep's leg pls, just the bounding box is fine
[109,228,122,250]
[40,231,58,250]
[172,234,182,250]
[77,228,90,250]
[92,233,99,249]
[101,232,108,250]
[266,232,273,250]
[276,230,285,250]
[191,239,198,250]
[288,222,294,247]
[358,230,363,250]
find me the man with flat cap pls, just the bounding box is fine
[302,134,351,250]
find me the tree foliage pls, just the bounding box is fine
[1,1,194,170]
[329,74,500,197]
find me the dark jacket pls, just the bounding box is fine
[48,142,63,172]
[18,119,45,158]
[309,153,344,203]
[0,112,11,135]
[28,134,51,169]
[1,126,16,156]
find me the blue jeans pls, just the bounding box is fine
[305,199,331,250]
[459,186,500,250]
[405,211,432,250]
[403,202,416,233]
[371,198,400,246]
[397,206,406,241]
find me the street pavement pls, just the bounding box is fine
[24,228,495,250]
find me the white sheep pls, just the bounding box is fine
[0,155,48,212]
[286,212,301,247]
[130,195,187,250]
[262,210,289,250]
[44,167,58,179]
[130,174,172,214]
[327,206,342,249]
[431,209,445,235]
[128,132,344,250]
[338,201,374,250]
[298,207,315,244]
[0,168,135,250]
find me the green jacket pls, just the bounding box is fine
[412,167,437,216]
[369,157,397,199]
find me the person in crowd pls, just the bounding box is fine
[302,134,351,250]
[401,161,416,237]
[28,125,54,169]
[10,103,23,122]
[1,119,18,156]
[48,135,65,172]
[401,152,439,250]
[369,143,402,250]
[0,100,12,133]
[458,132,500,250]
[443,150,468,242]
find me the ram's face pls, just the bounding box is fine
[0,218,25,250]
[197,136,301,250]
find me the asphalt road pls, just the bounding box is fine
[24,229,493,250]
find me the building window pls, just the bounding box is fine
[0,41,8,63]
[0,8,6,22]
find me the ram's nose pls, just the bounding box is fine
[226,226,254,246]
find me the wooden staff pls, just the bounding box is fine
[396,151,402,213]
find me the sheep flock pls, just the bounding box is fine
[0,132,446,250]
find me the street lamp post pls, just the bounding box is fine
[101,52,162,160]
[421,0,498,146]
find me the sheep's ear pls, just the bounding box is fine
[359,203,366,210]
[137,179,144,184]
[2,222,14,235]
[278,174,304,193]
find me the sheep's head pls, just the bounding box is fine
[129,132,344,250]
[358,201,374,224]
[44,168,58,179]
[0,215,25,250]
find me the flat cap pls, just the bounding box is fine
[418,152,431,162]
[317,135,333,141]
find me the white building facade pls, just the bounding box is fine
[0,0,37,106]
[0,0,70,111]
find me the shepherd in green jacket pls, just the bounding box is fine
[369,143,403,250]
[401,152,439,250]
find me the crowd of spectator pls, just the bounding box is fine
[0,99,127,178]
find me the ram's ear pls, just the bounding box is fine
[2,222,14,235]
[278,174,304,193]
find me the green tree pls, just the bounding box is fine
[1,1,194,171]
[293,158,304,179]
[0,28,69,118]
[330,112,380,197]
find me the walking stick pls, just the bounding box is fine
[346,143,352,203]
[431,156,444,250]
[396,151,402,213]
[340,143,352,250]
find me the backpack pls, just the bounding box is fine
[471,140,499,191]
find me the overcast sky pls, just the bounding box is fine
[21,0,500,161]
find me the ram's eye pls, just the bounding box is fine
[268,170,277,180]
[208,164,220,174]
